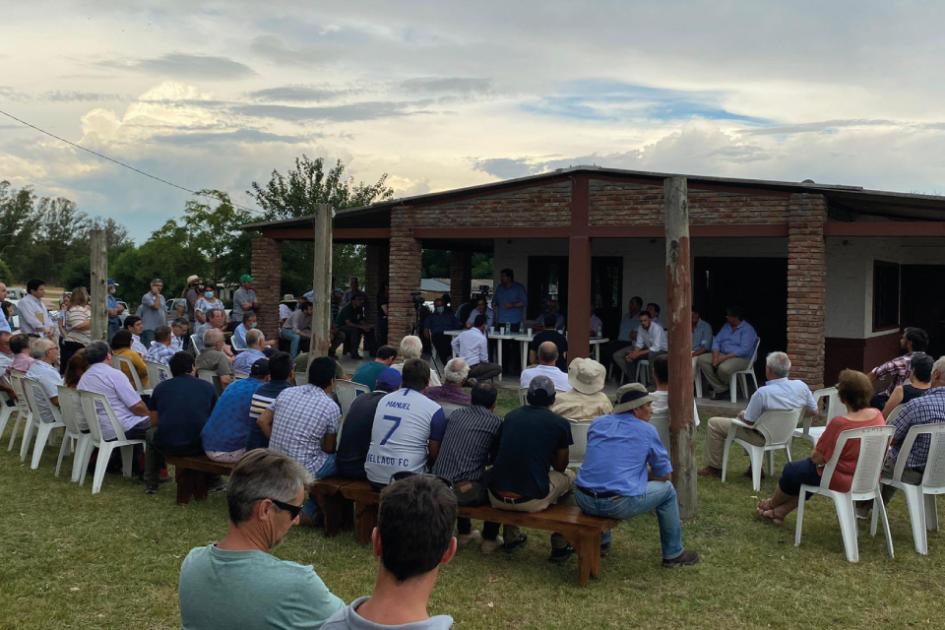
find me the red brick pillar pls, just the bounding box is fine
[786,193,827,389]
[449,250,471,307]
[251,236,282,341]
[364,243,389,328]
[388,206,421,350]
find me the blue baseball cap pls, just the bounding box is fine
[375,368,402,392]
[107,278,118,286]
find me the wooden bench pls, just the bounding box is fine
[165,455,234,505]
[315,478,618,586]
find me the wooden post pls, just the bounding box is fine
[311,204,333,359]
[89,228,108,341]
[665,177,697,519]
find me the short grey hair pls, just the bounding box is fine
[204,328,224,348]
[933,356,945,382]
[227,449,312,524]
[84,341,110,365]
[766,352,791,378]
[443,357,469,384]
[30,337,56,359]
[399,335,423,360]
[245,328,265,348]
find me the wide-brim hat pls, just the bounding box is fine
[567,357,606,395]
[186,275,200,285]
[613,382,656,414]
[281,293,296,302]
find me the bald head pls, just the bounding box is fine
[538,341,559,365]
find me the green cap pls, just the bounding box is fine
[240,274,253,283]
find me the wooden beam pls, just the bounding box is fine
[566,174,591,360]
[262,227,391,241]
[664,176,697,520]
[89,229,108,342]
[415,226,573,239]
[311,204,333,360]
[587,224,788,238]
[824,221,945,237]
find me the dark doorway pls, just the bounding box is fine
[592,257,624,339]
[527,256,568,320]
[901,264,945,359]
[694,257,787,378]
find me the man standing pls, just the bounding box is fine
[696,305,759,399]
[18,279,56,338]
[322,475,456,629]
[352,345,398,390]
[869,327,930,409]
[334,294,374,360]
[280,300,313,359]
[183,275,201,324]
[179,450,343,629]
[451,315,501,381]
[232,329,267,375]
[492,268,527,332]
[365,359,448,487]
[106,279,125,341]
[614,310,666,383]
[488,376,574,561]
[336,368,403,480]
[139,278,166,347]
[520,341,572,392]
[699,352,817,478]
[576,383,700,566]
[230,274,258,324]
[78,341,150,440]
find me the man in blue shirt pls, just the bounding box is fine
[202,358,269,463]
[691,308,714,357]
[492,268,527,331]
[696,305,758,399]
[575,383,699,567]
[423,297,460,361]
[232,329,267,375]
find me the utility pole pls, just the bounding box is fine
[311,204,333,359]
[89,228,108,341]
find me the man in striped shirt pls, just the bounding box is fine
[431,383,503,553]
[247,352,294,450]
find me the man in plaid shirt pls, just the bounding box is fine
[882,355,945,503]
[869,327,929,408]
[144,326,177,366]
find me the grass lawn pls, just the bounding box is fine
[2,390,944,629]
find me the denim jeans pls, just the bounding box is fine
[575,480,684,559]
[280,328,301,359]
[302,454,338,519]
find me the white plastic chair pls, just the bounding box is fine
[114,354,152,396]
[145,360,171,386]
[884,405,906,425]
[8,371,34,457]
[230,331,247,352]
[21,376,66,470]
[729,338,761,403]
[56,385,91,482]
[693,356,703,399]
[190,334,201,354]
[794,387,848,448]
[721,407,803,491]
[0,389,15,443]
[881,423,945,555]
[76,390,146,494]
[635,359,650,387]
[569,421,592,468]
[795,425,895,563]
[335,380,371,418]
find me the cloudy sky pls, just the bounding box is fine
[4,1,945,240]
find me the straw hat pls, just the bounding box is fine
[567,357,606,395]
[613,383,656,414]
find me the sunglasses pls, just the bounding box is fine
[390,471,453,489]
[267,497,304,519]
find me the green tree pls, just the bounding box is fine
[175,190,254,285]
[248,155,394,295]
[0,180,37,279]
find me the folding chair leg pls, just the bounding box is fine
[902,485,928,555]
[0,405,13,443]
[55,435,71,477]
[926,494,939,532]
[794,489,807,546]
[120,445,135,479]
[71,436,92,483]
[78,442,95,486]
[91,444,114,494]
[31,424,59,470]
[875,495,895,559]
[749,448,764,492]
[7,412,22,450]
[834,495,860,563]
[721,437,734,483]
[19,419,36,462]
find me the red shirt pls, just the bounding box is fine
[815,411,886,492]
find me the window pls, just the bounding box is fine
[872,260,900,331]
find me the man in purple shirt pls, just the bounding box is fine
[78,341,150,440]
[424,358,472,406]
[696,305,758,399]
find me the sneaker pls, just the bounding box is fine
[662,550,700,568]
[503,532,528,552]
[480,536,503,554]
[458,530,482,546]
[144,485,158,495]
[549,544,575,564]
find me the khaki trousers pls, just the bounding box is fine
[704,416,765,469]
[489,469,575,549]
[697,353,751,394]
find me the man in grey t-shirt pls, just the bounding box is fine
[231,274,258,323]
[322,475,456,629]
[139,278,167,346]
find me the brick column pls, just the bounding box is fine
[388,206,421,350]
[449,250,471,306]
[364,242,389,328]
[786,193,827,389]
[251,236,282,341]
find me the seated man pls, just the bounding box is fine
[463,296,494,330]
[122,315,148,355]
[196,329,234,389]
[232,329,268,375]
[232,312,257,349]
[194,308,233,358]
[170,318,190,352]
[392,335,441,386]
[575,383,700,566]
[488,375,574,562]
[613,310,666,383]
[881,355,945,504]
[336,368,402,480]
[25,338,63,422]
[602,296,644,372]
[365,359,447,487]
[431,383,503,553]
[424,358,471,406]
[691,308,714,358]
[423,297,460,361]
[77,341,151,440]
[144,325,176,366]
[201,359,269,463]
[280,300,313,359]
[646,302,661,323]
[529,314,568,372]
[521,341,572,392]
[696,305,758,399]
[111,330,150,389]
[247,351,294,450]
[179,450,343,629]
[869,326,930,409]
[551,357,613,422]
[699,351,817,478]
[322,475,456,629]
[352,345,397,390]
[144,352,217,494]
[450,315,501,382]
[333,293,374,360]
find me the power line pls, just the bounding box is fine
[0,107,262,214]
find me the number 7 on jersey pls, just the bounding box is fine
[379,414,401,445]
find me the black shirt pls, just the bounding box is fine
[529,330,569,372]
[148,375,218,452]
[335,391,386,479]
[489,405,573,499]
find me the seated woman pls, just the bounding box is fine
[111,329,150,390]
[756,369,885,525]
[882,352,933,418]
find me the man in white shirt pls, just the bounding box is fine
[520,341,572,392]
[17,279,56,338]
[699,351,817,478]
[614,311,666,383]
[451,315,501,381]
